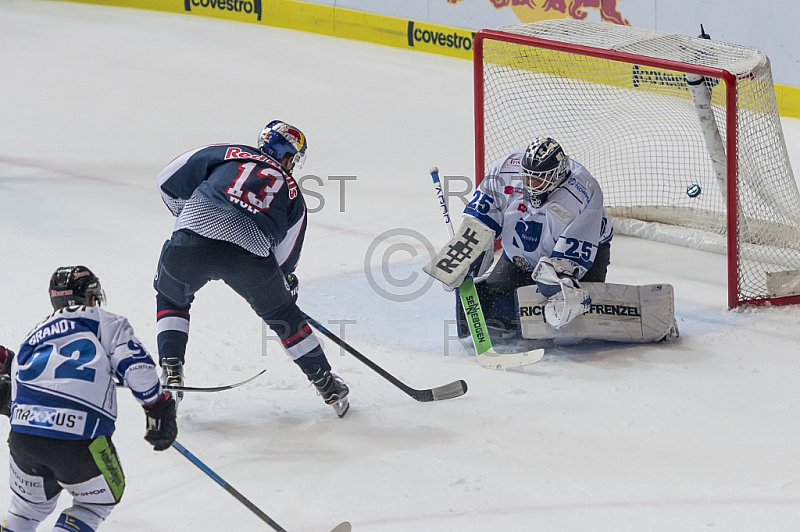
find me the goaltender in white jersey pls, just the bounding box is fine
[474,147,612,276]
[424,137,677,344]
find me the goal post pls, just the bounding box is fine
[474,19,800,309]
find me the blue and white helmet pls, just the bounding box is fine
[519,137,570,196]
[257,120,307,174]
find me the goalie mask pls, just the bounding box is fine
[520,137,570,198]
[49,266,106,310]
[257,120,307,174]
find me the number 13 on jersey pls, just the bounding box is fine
[226,161,284,212]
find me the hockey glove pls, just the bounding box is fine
[0,346,13,417]
[144,392,178,451]
[531,257,591,329]
[286,273,299,304]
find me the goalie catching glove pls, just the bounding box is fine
[531,257,591,329]
[423,216,496,289]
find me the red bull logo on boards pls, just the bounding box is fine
[447,0,630,26]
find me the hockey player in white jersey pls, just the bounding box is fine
[426,137,613,334]
[0,266,177,532]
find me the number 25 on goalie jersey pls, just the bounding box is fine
[11,306,161,440]
[466,149,613,276]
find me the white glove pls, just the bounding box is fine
[543,277,591,328]
[531,257,591,329]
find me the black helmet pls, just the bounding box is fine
[49,266,105,310]
[519,137,570,196]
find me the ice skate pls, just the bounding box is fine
[304,365,350,418]
[160,358,184,405]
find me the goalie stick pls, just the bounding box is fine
[172,441,351,532]
[430,167,544,369]
[302,312,468,402]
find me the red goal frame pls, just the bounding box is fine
[473,28,800,309]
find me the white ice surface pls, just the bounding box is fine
[2,1,800,531]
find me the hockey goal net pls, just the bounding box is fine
[474,19,800,308]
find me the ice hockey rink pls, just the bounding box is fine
[2,1,800,530]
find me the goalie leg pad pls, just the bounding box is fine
[517,282,676,343]
[423,216,496,289]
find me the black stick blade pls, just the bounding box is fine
[302,311,468,403]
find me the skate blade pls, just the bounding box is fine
[332,397,349,418]
[164,378,184,406]
[171,383,184,403]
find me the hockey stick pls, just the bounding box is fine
[162,370,266,393]
[1,371,266,394]
[1,370,269,393]
[2,370,267,392]
[172,441,351,532]
[430,167,544,369]
[302,312,468,402]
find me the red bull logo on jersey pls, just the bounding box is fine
[183,0,262,21]
[446,0,629,26]
[225,147,266,161]
[224,147,284,171]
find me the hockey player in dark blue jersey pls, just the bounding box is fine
[0,266,177,532]
[154,120,349,417]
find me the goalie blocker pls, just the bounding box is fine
[423,216,495,288]
[517,282,678,343]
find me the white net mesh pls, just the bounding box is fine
[478,19,800,306]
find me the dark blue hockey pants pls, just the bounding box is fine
[153,229,329,372]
